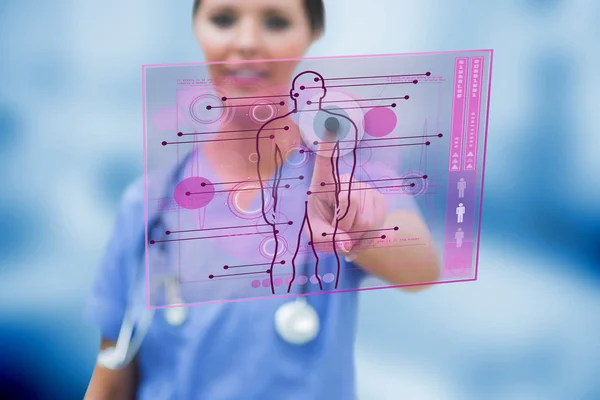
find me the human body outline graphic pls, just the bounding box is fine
[255,71,359,294]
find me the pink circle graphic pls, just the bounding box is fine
[274,278,283,287]
[309,275,321,284]
[251,280,261,288]
[262,279,270,288]
[258,236,288,259]
[363,107,397,137]
[400,170,428,197]
[173,177,215,209]
[227,181,273,220]
[322,273,335,283]
[296,275,308,285]
[177,86,233,131]
[248,100,277,124]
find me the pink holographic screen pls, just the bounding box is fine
[142,49,493,309]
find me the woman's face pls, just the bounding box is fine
[193,0,317,96]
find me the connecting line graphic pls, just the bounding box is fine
[216,71,430,102]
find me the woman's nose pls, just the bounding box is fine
[233,18,262,59]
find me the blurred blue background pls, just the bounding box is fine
[1,0,599,399]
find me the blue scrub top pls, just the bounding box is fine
[85,148,418,400]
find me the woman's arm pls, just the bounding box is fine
[84,338,138,400]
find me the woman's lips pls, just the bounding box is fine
[223,68,269,86]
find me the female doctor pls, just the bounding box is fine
[84,0,440,399]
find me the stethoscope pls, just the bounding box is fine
[97,157,322,370]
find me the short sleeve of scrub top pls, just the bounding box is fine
[84,177,144,342]
[84,160,422,400]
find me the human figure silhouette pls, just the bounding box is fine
[457,178,466,198]
[255,71,359,294]
[456,203,465,223]
[455,228,464,248]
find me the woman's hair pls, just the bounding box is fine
[192,0,325,34]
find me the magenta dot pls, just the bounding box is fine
[280,260,286,264]
[394,226,399,231]
[285,184,290,188]
[287,221,293,225]
[149,240,155,244]
[161,141,167,146]
[363,107,397,137]
[426,141,431,145]
[404,95,409,100]
[300,85,305,90]
[284,126,289,130]
[320,182,325,186]
[314,77,319,82]
[410,183,415,187]
[206,105,212,110]
[274,278,283,287]
[297,275,308,284]
[323,273,335,283]
[426,71,431,76]
[391,103,397,107]
[270,134,275,139]
[306,191,312,195]
[274,230,279,234]
[223,265,229,269]
[438,133,443,138]
[313,141,318,145]
[251,280,260,288]
[423,174,428,179]
[321,232,327,237]
[174,177,215,210]
[165,230,171,235]
[381,235,386,239]
[279,101,285,106]
[307,100,312,105]
[262,279,270,287]
[294,93,299,98]
[221,96,227,101]
[299,149,304,154]
[177,132,183,137]
[299,175,304,180]
[413,79,418,84]
[208,274,214,279]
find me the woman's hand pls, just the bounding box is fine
[304,125,440,289]
[306,137,388,261]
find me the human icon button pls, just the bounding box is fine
[456,203,465,223]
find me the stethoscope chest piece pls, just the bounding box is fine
[274,298,320,345]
